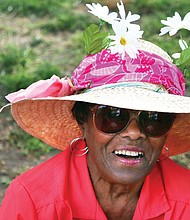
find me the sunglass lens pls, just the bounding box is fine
[139,111,176,137]
[95,106,130,133]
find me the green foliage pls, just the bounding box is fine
[63,31,86,68]
[0,42,62,99]
[0,0,73,17]
[0,45,31,74]
[0,176,12,187]
[128,0,190,16]
[34,63,61,79]
[9,127,53,157]
[30,36,44,47]
[83,24,110,55]
[41,13,92,33]
[0,71,36,95]
[57,13,92,32]
[0,63,62,99]
[174,47,190,78]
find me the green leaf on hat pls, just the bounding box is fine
[83,24,110,55]
[175,47,190,78]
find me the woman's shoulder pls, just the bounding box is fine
[8,148,75,208]
[17,148,70,182]
[159,158,190,202]
[1,147,89,215]
[160,157,190,178]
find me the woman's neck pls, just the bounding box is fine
[88,164,144,220]
[94,178,143,219]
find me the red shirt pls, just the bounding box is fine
[0,147,190,220]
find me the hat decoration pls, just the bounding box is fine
[5,1,190,103]
[1,1,190,156]
[159,11,190,78]
[84,1,144,58]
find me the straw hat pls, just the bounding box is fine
[5,40,190,156]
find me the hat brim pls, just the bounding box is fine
[62,85,190,113]
[11,85,190,155]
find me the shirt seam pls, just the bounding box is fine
[167,198,190,206]
[16,178,67,211]
[15,179,38,212]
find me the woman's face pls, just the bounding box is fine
[82,107,167,185]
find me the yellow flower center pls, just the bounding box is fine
[120,37,127,45]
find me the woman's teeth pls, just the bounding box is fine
[114,150,144,159]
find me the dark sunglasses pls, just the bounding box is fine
[90,105,176,137]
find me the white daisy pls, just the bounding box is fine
[86,3,118,24]
[159,12,190,36]
[117,0,126,20]
[108,20,144,58]
[117,1,140,29]
[182,12,190,30]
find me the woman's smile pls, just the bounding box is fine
[85,115,166,185]
[112,147,145,166]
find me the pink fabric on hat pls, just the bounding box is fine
[72,49,185,96]
[5,48,185,104]
[6,75,74,103]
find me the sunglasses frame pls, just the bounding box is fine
[90,105,176,137]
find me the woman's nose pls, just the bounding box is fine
[119,119,146,140]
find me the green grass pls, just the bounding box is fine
[0,0,73,17]
[0,176,12,187]
[0,44,32,74]
[127,0,190,15]
[9,127,54,157]
[41,12,92,33]
[0,44,62,100]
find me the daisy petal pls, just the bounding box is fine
[179,39,188,50]
[172,53,181,59]
[183,12,190,30]
[159,27,171,36]
[86,3,118,24]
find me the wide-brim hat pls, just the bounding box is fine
[4,40,190,156]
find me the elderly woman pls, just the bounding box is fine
[0,2,190,220]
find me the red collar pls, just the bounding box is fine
[134,163,170,219]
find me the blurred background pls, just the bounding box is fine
[0,0,190,202]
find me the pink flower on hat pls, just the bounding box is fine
[6,75,74,103]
